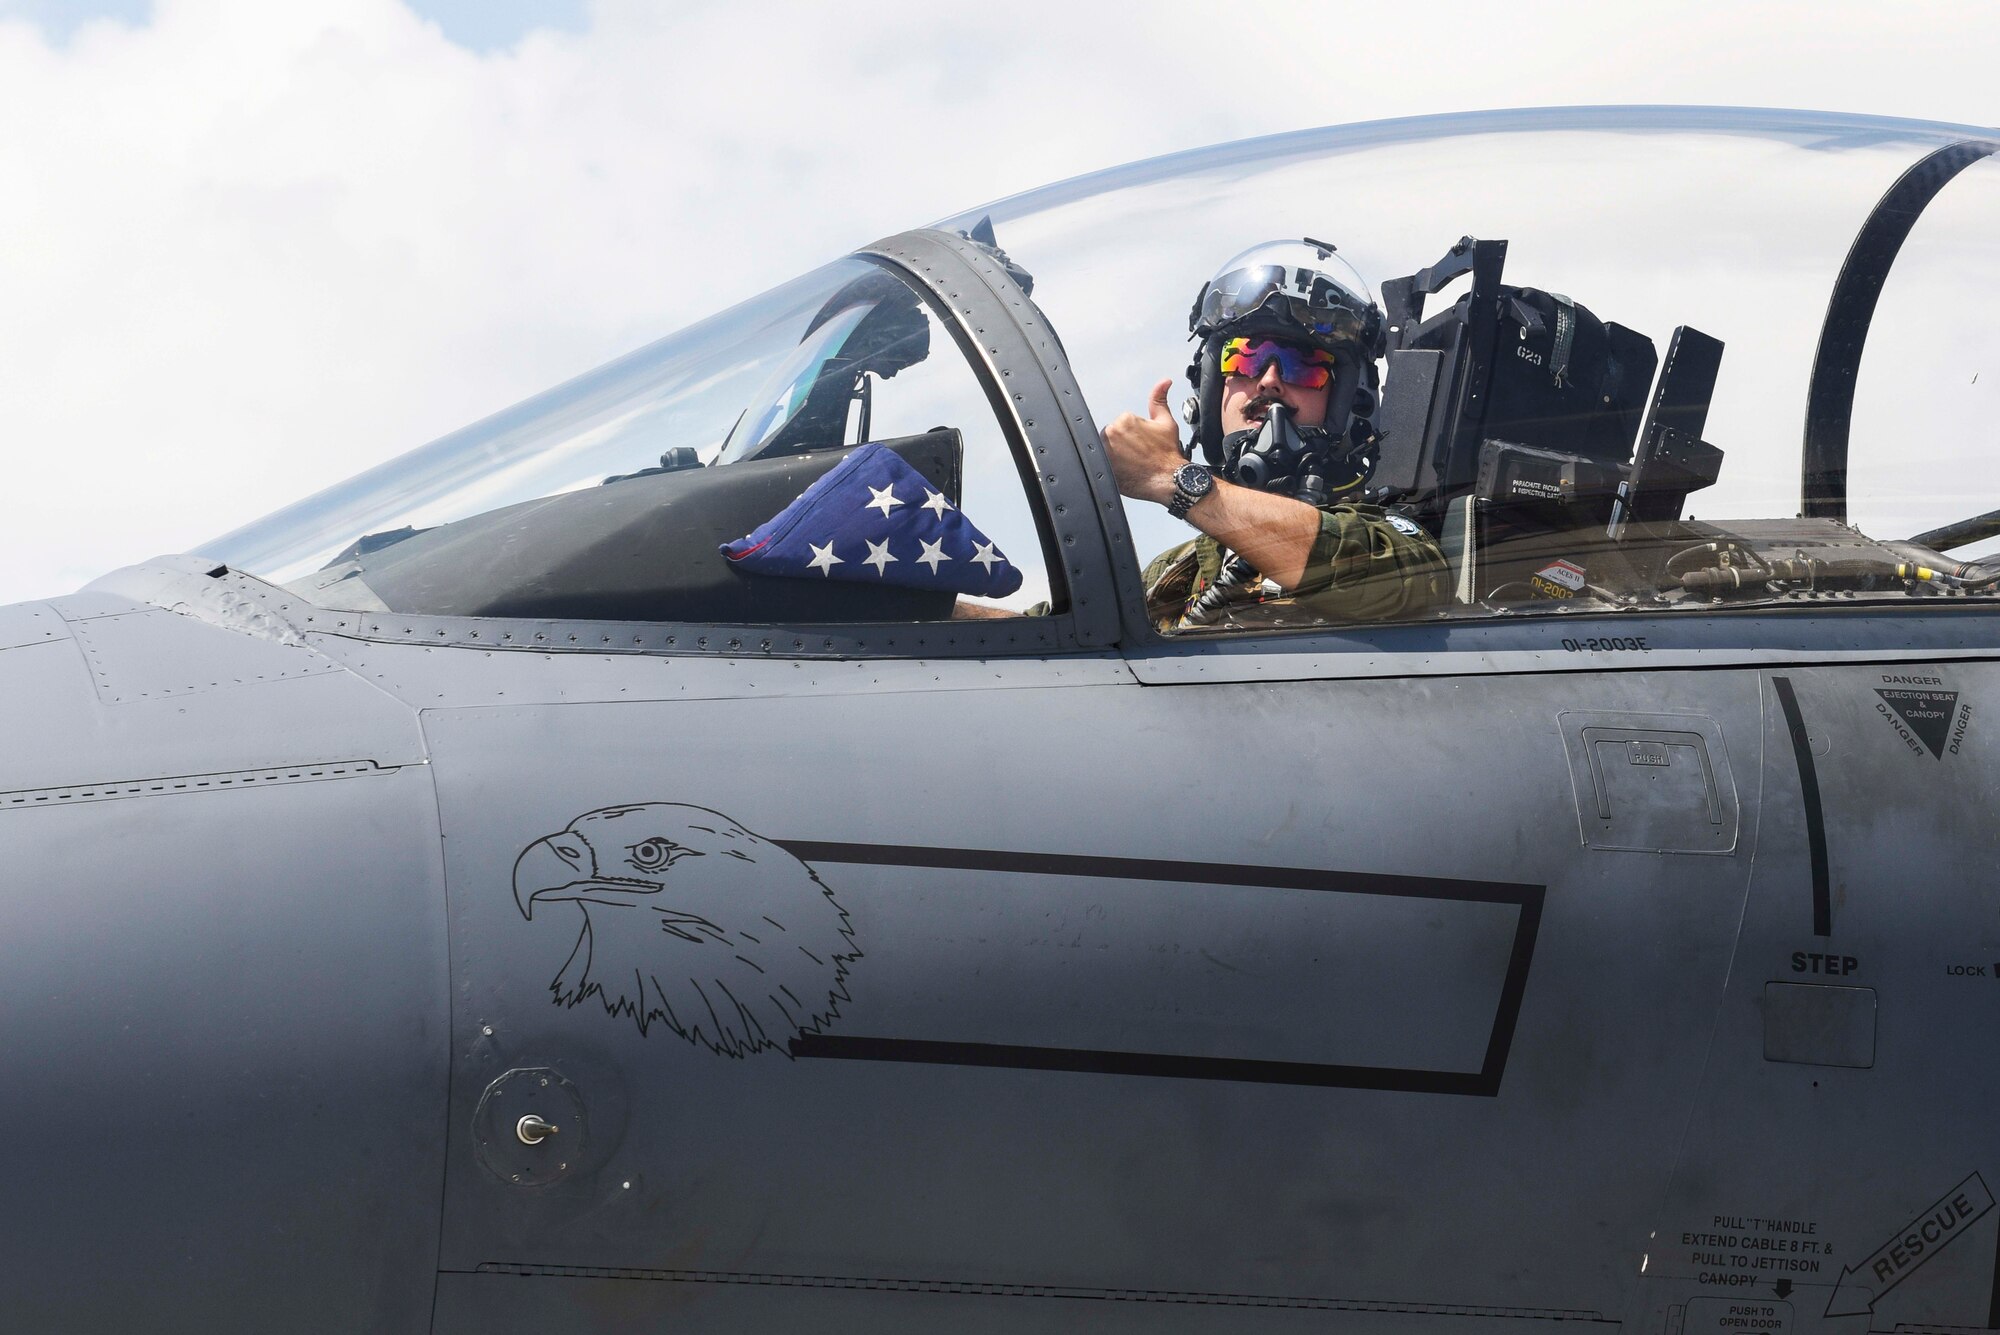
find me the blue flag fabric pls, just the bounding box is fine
[719,443,1024,598]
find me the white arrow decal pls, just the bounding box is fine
[1825,1172,1994,1318]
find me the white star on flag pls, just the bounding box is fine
[916,538,951,572]
[807,541,843,575]
[863,538,897,575]
[921,489,953,518]
[970,541,1002,572]
[865,484,903,517]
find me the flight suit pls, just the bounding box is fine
[1142,503,1448,631]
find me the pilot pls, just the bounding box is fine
[1103,240,1446,630]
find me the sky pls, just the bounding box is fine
[1,0,1996,604]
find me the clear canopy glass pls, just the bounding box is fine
[946,111,1999,596]
[202,108,2000,632]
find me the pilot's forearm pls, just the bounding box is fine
[1183,482,1319,590]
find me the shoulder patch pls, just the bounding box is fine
[1384,513,1424,537]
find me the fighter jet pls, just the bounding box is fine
[6,106,2000,1334]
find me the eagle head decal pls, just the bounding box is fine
[513,803,857,1057]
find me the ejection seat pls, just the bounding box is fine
[1369,236,1724,608]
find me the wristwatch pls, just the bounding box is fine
[1167,462,1215,520]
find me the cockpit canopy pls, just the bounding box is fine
[201,108,2000,640]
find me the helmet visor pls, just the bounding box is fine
[1199,266,1374,344]
[1194,241,1378,348]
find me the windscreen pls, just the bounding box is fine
[205,257,1056,621]
[206,262,855,585]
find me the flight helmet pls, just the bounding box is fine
[1184,238,1386,501]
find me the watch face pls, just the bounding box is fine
[1175,464,1214,498]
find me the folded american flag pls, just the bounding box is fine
[719,443,1023,598]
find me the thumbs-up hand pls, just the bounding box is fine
[1103,378,1187,505]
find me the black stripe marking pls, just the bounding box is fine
[1988,1209,2000,1329]
[789,1035,1493,1096]
[1984,1191,2000,1327]
[774,840,1542,1097]
[1772,676,1832,937]
[779,840,1532,904]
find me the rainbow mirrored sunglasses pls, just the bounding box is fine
[1217,337,1338,389]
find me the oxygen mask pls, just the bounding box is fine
[1223,403,1337,507]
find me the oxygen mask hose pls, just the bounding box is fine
[1181,554,1260,627]
[1296,460,1330,509]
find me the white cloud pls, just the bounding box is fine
[0,0,1995,602]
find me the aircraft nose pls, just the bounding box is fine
[512,835,590,920]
